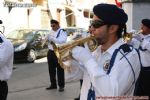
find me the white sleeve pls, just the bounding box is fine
[129,38,141,49]
[0,39,14,68]
[84,58,106,77]
[141,39,150,52]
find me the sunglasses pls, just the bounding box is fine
[51,25,56,27]
[90,20,106,28]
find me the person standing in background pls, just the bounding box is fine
[45,19,67,92]
[0,20,14,100]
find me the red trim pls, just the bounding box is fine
[115,0,122,8]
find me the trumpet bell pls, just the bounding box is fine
[123,30,142,42]
[123,33,132,42]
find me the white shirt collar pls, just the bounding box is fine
[105,39,124,56]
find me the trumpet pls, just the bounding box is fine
[123,30,142,42]
[51,35,98,69]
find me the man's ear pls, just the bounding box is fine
[108,25,119,34]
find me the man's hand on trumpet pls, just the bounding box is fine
[41,35,55,48]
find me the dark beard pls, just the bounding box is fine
[96,38,104,45]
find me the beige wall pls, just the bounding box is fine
[1,0,118,34]
[107,0,116,4]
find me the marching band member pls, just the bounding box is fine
[45,19,67,92]
[129,19,150,50]
[0,20,14,100]
[129,19,150,67]
[71,4,141,100]
[129,19,150,96]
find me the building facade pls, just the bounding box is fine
[120,0,150,31]
[47,0,107,29]
[1,0,149,36]
[0,0,50,34]
[0,0,115,34]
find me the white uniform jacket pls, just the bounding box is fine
[80,39,141,100]
[0,34,14,81]
[46,28,67,50]
[130,34,150,67]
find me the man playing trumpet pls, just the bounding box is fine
[129,19,150,49]
[71,3,141,100]
[128,19,150,96]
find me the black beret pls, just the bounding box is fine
[142,19,150,28]
[93,4,128,25]
[0,20,2,24]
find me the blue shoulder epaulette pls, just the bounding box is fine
[56,29,65,38]
[118,43,132,53]
[107,44,133,74]
[0,37,3,43]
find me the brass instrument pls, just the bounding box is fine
[51,35,98,69]
[123,33,132,42]
[123,30,142,42]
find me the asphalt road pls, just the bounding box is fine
[7,58,80,100]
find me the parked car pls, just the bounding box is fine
[6,29,50,63]
[64,27,87,41]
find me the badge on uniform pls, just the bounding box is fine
[103,60,110,71]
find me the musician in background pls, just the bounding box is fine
[129,19,150,50]
[45,19,67,92]
[129,19,150,96]
[0,20,14,100]
[138,19,150,49]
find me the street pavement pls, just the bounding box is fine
[7,58,80,100]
